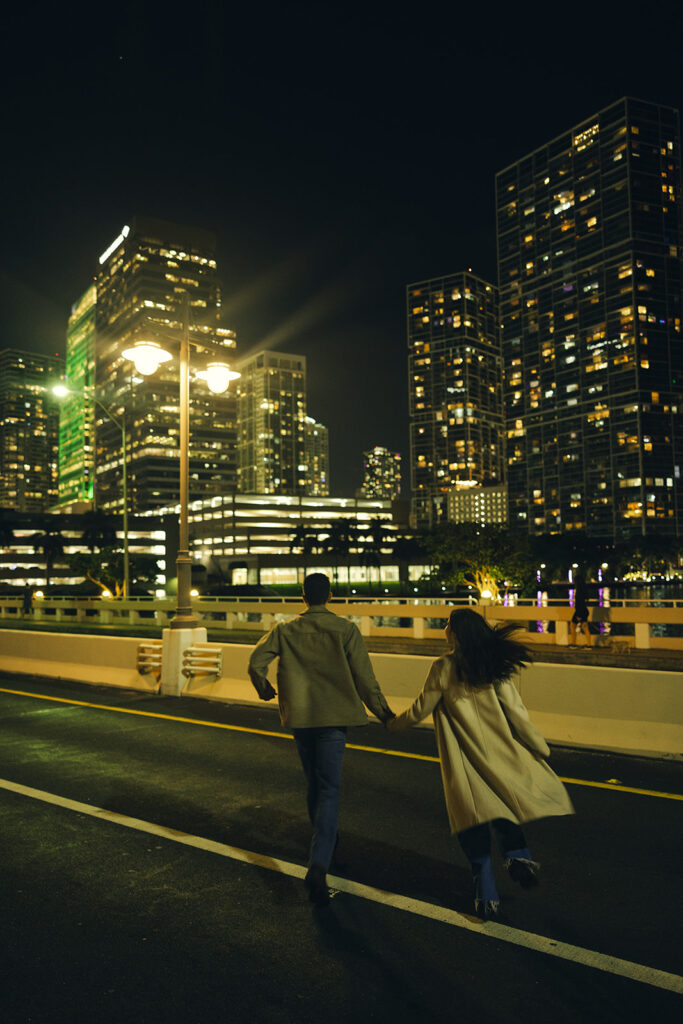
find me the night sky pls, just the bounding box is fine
[2,3,682,495]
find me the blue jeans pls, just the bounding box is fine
[293,726,347,870]
[458,819,532,902]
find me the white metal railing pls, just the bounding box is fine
[1,594,682,650]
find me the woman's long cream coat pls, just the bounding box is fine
[388,654,574,834]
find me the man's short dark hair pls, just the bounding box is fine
[303,573,331,605]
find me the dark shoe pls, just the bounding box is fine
[304,866,330,907]
[505,857,540,889]
[474,899,502,921]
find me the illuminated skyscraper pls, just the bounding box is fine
[235,351,308,494]
[496,98,682,537]
[0,348,63,511]
[407,272,504,527]
[94,217,238,513]
[361,445,401,500]
[304,417,330,496]
[58,285,96,506]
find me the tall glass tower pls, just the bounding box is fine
[94,217,238,513]
[58,285,96,506]
[407,271,504,528]
[361,446,402,500]
[0,349,63,511]
[496,98,682,538]
[235,350,308,494]
[304,417,330,497]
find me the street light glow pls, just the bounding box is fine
[122,341,172,376]
[196,362,240,394]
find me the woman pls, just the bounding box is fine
[387,608,574,920]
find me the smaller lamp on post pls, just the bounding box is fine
[195,362,241,394]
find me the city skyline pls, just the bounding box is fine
[2,6,683,494]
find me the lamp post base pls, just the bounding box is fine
[160,625,207,696]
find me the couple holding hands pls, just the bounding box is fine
[249,573,573,916]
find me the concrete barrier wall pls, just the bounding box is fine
[1,631,681,758]
[0,630,160,692]
[182,642,683,759]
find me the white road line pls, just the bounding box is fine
[1,776,681,996]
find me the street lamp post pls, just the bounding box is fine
[53,384,130,599]
[122,291,239,693]
[173,293,196,630]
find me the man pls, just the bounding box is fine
[248,572,394,906]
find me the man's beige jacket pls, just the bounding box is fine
[248,604,392,729]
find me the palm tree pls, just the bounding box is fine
[361,517,387,593]
[81,509,118,553]
[360,548,381,594]
[0,512,15,551]
[290,523,321,580]
[324,518,356,594]
[392,535,426,595]
[32,522,65,588]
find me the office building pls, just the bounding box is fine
[0,509,171,590]
[447,483,508,526]
[236,350,313,495]
[361,445,402,500]
[143,491,405,588]
[0,349,63,512]
[303,417,329,496]
[407,271,504,528]
[496,98,682,537]
[94,217,238,514]
[58,285,96,506]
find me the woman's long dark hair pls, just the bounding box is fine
[448,608,531,689]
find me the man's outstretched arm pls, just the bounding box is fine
[248,625,280,701]
[344,624,394,721]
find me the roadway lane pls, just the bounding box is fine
[0,675,681,1023]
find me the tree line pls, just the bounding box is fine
[1,509,680,598]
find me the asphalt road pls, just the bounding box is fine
[0,674,681,1024]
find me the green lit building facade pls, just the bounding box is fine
[496,98,682,538]
[58,285,96,506]
[94,217,238,514]
[407,272,504,528]
[0,349,63,511]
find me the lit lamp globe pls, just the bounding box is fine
[196,362,240,394]
[122,341,172,376]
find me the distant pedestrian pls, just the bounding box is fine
[569,575,591,647]
[387,608,574,920]
[22,584,33,616]
[248,572,395,907]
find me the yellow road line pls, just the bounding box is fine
[1,685,681,801]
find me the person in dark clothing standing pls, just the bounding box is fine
[569,575,591,647]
